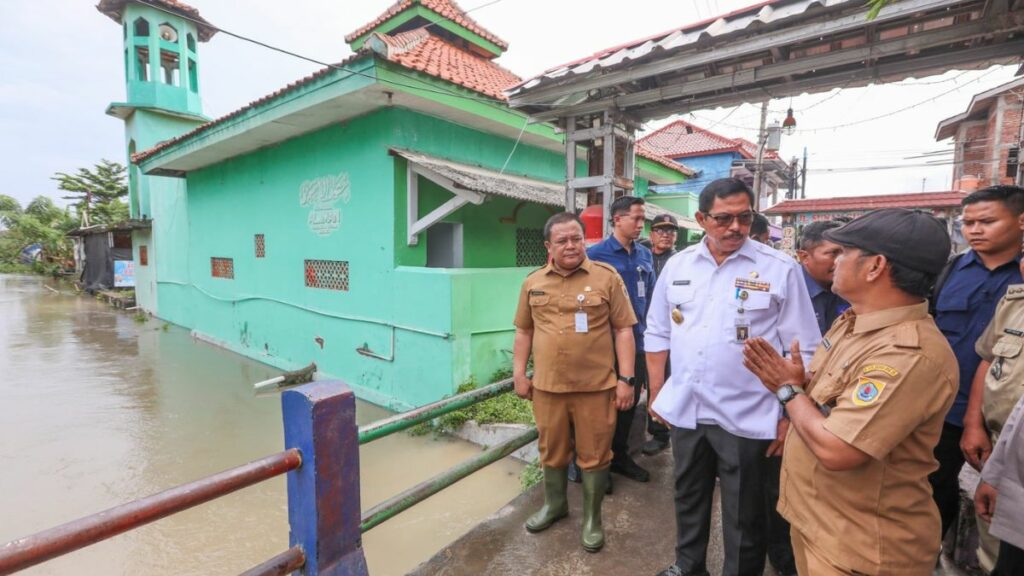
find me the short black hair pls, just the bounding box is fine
[543,212,584,241]
[963,185,1024,215]
[799,220,844,251]
[750,213,770,236]
[698,178,755,213]
[861,250,936,298]
[610,195,645,219]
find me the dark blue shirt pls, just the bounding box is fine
[934,250,1022,427]
[802,267,850,336]
[587,236,655,352]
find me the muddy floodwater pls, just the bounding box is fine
[0,274,523,575]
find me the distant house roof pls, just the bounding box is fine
[345,0,509,51]
[636,144,696,177]
[366,29,520,100]
[95,0,217,41]
[935,76,1024,141]
[764,191,968,215]
[638,119,778,160]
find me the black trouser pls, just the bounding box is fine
[992,540,1024,576]
[928,421,965,539]
[612,351,647,462]
[646,357,670,443]
[670,424,770,576]
[764,454,796,575]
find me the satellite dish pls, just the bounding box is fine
[159,24,178,42]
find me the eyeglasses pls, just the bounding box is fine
[651,228,677,235]
[704,211,755,227]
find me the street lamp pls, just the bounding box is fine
[782,107,797,135]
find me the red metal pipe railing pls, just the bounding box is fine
[0,449,302,575]
[239,546,306,576]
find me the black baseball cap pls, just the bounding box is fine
[651,214,679,229]
[823,208,951,275]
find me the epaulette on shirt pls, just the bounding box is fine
[894,322,921,349]
[591,261,619,275]
[1006,284,1024,300]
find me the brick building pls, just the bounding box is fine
[935,77,1024,189]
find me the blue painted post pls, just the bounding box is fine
[282,381,369,576]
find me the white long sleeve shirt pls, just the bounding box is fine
[646,238,822,440]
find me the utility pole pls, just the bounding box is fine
[800,146,808,199]
[753,101,769,209]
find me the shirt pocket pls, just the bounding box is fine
[529,294,551,307]
[991,335,1023,381]
[934,293,969,336]
[667,284,696,307]
[580,293,610,328]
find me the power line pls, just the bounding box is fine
[137,0,511,107]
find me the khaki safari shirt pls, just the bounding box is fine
[514,258,637,393]
[976,283,1024,439]
[779,302,957,574]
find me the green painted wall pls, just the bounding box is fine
[121,4,203,117]
[153,107,568,409]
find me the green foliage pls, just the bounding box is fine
[0,197,76,267]
[133,312,148,323]
[52,159,129,226]
[0,195,21,228]
[866,0,888,20]
[520,459,543,491]
[407,366,535,438]
[0,262,33,274]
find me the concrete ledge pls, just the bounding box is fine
[451,421,538,463]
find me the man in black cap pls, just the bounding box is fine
[741,208,958,574]
[643,214,679,455]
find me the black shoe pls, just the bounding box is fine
[567,459,582,483]
[641,437,669,455]
[610,456,650,482]
[656,565,709,576]
[605,474,613,495]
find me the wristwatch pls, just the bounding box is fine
[776,384,805,406]
[617,375,636,387]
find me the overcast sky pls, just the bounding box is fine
[0,0,1019,208]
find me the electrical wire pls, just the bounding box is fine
[137,0,511,107]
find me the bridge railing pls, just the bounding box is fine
[0,378,535,575]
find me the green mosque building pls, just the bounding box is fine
[98,0,696,409]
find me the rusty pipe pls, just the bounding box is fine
[0,449,302,575]
[238,546,305,576]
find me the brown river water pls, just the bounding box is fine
[0,274,523,575]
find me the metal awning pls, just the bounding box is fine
[507,0,1024,123]
[390,149,699,244]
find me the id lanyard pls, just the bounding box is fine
[734,289,750,342]
[575,294,588,333]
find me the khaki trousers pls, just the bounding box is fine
[791,529,860,576]
[533,387,616,471]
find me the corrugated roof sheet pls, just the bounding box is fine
[764,191,967,214]
[509,0,818,95]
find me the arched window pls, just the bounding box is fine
[186,33,196,52]
[158,23,178,43]
[133,17,149,37]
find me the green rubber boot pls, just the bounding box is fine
[580,468,609,552]
[525,466,569,533]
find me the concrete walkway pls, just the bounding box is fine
[409,407,972,576]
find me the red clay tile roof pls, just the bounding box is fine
[636,144,696,177]
[96,0,217,41]
[346,0,508,51]
[369,29,520,100]
[639,119,778,160]
[764,191,968,215]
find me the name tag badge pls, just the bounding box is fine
[638,280,646,294]
[734,317,751,342]
[575,311,589,333]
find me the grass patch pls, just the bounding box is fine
[520,459,543,490]
[409,366,535,437]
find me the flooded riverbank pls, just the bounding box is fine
[0,274,523,575]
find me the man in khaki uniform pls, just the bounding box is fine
[967,264,1024,573]
[512,212,637,553]
[742,208,957,575]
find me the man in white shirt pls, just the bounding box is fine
[645,178,821,576]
